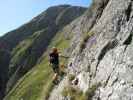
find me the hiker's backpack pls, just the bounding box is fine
[49,52,59,64]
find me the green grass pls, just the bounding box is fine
[5,57,54,100]
[62,83,101,100]
[9,30,42,75]
[11,29,44,66]
[62,86,86,100]
[5,31,72,100]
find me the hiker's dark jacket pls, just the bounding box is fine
[49,52,59,65]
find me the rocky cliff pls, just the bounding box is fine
[49,0,133,100]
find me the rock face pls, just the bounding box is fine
[49,0,133,100]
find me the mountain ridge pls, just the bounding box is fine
[0,5,86,51]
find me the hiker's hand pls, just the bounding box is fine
[59,54,69,58]
[59,53,62,57]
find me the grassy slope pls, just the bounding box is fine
[5,30,72,100]
[9,29,45,76]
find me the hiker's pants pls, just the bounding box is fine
[51,64,59,74]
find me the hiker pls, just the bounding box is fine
[49,47,61,84]
[49,47,60,74]
[49,47,69,84]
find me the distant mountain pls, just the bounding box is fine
[0,5,86,51]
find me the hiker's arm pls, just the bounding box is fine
[59,53,64,57]
[59,53,69,58]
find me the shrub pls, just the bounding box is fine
[68,74,76,82]
[62,86,84,100]
[62,82,101,100]
[85,83,101,100]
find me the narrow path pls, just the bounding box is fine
[48,76,69,100]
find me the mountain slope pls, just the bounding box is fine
[0,5,86,99]
[4,26,73,100]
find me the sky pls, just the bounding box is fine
[0,0,92,36]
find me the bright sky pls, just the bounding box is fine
[0,0,92,36]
